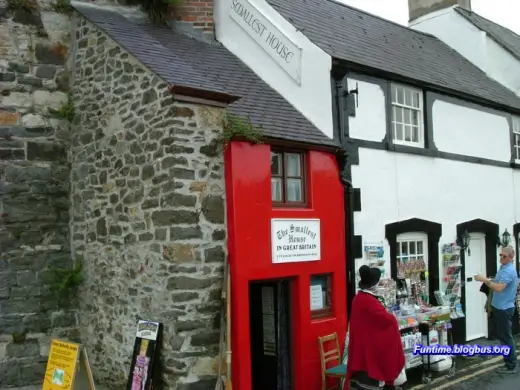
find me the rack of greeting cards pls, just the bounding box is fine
[434,243,465,319]
[355,242,387,292]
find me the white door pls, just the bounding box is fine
[465,233,488,341]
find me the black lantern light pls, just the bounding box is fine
[457,229,471,256]
[498,229,511,247]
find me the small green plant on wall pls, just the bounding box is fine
[47,259,83,309]
[51,0,73,14]
[218,113,263,148]
[50,95,75,122]
[126,0,183,25]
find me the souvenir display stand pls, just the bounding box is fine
[374,244,457,385]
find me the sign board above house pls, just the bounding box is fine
[271,218,321,263]
[229,0,302,84]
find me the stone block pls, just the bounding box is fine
[0,72,15,82]
[163,243,195,263]
[35,65,57,79]
[0,149,25,160]
[19,362,46,384]
[166,276,215,290]
[152,210,199,226]
[10,286,41,298]
[52,312,77,328]
[1,92,33,108]
[0,361,20,387]
[0,298,40,315]
[0,110,18,125]
[17,270,37,285]
[178,379,217,390]
[190,330,220,346]
[33,90,67,109]
[6,339,40,358]
[26,141,66,161]
[18,76,43,88]
[204,246,225,264]
[35,43,67,65]
[201,195,225,224]
[161,193,197,208]
[171,227,203,240]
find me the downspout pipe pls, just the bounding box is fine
[332,73,357,318]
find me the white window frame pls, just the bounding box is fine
[513,116,520,163]
[391,83,424,148]
[396,232,428,277]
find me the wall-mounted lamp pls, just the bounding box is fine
[498,229,511,247]
[457,229,471,256]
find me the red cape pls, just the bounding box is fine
[347,291,405,383]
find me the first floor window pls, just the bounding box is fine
[391,84,424,147]
[310,274,332,319]
[271,150,306,205]
[513,116,520,161]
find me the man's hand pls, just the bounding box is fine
[474,274,486,282]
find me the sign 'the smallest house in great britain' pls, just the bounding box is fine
[271,219,321,263]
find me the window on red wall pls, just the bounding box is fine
[271,150,306,206]
[310,274,332,319]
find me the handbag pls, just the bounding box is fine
[393,365,407,386]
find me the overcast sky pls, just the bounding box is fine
[339,0,520,34]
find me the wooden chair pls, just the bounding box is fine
[318,332,346,390]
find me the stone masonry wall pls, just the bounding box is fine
[71,16,226,390]
[0,1,80,387]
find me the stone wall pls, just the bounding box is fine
[71,16,226,390]
[0,1,79,387]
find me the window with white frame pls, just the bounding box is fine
[396,232,428,279]
[391,84,424,147]
[513,117,520,161]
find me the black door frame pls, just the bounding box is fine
[513,223,520,272]
[385,218,442,300]
[456,219,498,342]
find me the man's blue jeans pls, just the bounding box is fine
[492,307,517,369]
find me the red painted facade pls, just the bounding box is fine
[224,141,348,390]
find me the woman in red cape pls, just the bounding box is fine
[347,265,405,389]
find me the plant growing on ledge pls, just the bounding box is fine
[7,0,38,11]
[218,113,263,148]
[50,0,73,14]
[126,0,183,25]
[47,259,83,309]
[50,95,75,122]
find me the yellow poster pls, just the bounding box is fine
[42,339,80,390]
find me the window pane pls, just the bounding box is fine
[397,88,404,104]
[405,90,412,106]
[395,123,403,140]
[409,241,416,255]
[412,126,419,142]
[392,86,397,103]
[411,110,419,126]
[515,133,520,147]
[285,153,301,176]
[404,109,411,125]
[417,240,423,255]
[404,125,412,141]
[413,92,420,108]
[401,242,408,255]
[271,152,281,175]
[271,178,282,201]
[396,107,403,123]
[286,178,303,202]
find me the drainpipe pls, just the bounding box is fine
[333,76,357,318]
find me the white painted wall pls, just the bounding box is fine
[409,7,488,72]
[352,148,520,286]
[410,6,520,96]
[214,0,333,138]
[433,100,510,162]
[347,79,387,142]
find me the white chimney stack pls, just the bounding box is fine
[408,0,471,22]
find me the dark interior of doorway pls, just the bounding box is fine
[250,279,293,390]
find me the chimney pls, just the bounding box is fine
[408,0,471,22]
[172,0,215,42]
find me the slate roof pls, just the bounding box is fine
[266,0,520,112]
[455,7,520,62]
[71,4,339,148]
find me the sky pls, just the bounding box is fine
[339,0,520,35]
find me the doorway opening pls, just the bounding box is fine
[249,279,293,390]
[465,233,488,341]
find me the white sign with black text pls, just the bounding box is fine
[229,0,302,84]
[271,218,321,263]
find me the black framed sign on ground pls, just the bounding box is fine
[126,320,163,390]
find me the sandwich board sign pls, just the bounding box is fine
[42,339,96,390]
[126,320,163,390]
